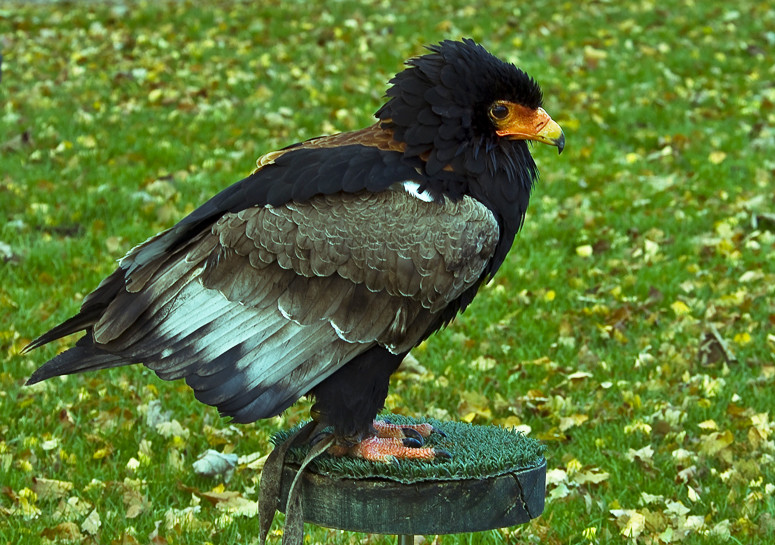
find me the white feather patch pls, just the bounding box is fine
[401,181,434,203]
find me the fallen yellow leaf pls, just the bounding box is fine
[31,477,73,501]
[559,414,589,431]
[699,430,734,456]
[708,150,727,164]
[670,300,691,316]
[576,244,593,258]
[733,332,751,346]
[611,509,646,538]
[573,469,610,485]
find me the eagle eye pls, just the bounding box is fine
[489,103,510,121]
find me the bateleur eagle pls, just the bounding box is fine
[24,39,564,461]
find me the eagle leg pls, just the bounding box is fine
[311,347,450,461]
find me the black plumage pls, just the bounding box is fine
[24,39,563,456]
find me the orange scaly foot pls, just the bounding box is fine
[328,419,449,462]
[348,436,438,462]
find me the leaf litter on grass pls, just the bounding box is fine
[2,1,774,544]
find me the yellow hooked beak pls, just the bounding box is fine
[494,104,565,154]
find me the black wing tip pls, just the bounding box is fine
[25,373,45,386]
[23,356,59,385]
[23,344,124,387]
[24,358,62,386]
[20,335,48,355]
[22,330,68,356]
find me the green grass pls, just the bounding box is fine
[2,1,774,543]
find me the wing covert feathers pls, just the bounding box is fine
[212,190,498,313]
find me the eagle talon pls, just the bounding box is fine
[402,436,424,448]
[434,448,452,460]
[400,427,425,443]
[431,426,447,438]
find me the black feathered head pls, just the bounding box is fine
[377,39,562,176]
[377,39,564,272]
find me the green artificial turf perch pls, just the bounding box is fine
[273,414,546,484]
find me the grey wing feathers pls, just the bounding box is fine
[219,190,499,313]
[29,189,499,423]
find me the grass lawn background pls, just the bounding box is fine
[1,1,773,543]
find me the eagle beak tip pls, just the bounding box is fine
[556,132,565,155]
